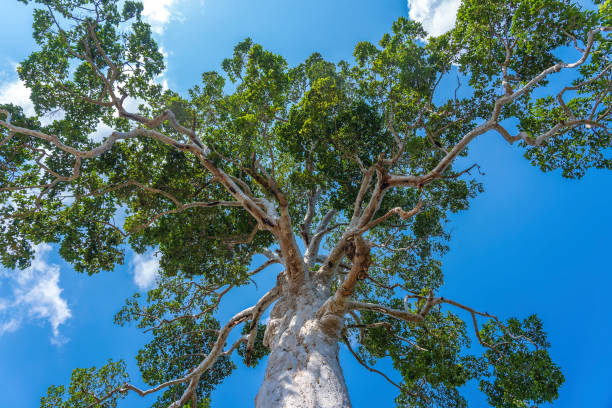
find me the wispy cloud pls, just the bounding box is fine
[407,0,461,37]
[0,318,20,336]
[131,252,160,290]
[0,244,71,345]
[142,0,183,34]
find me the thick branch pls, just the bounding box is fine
[327,236,372,313]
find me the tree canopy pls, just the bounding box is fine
[0,0,610,407]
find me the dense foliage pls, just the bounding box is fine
[1,0,609,407]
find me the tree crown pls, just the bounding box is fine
[1,0,610,407]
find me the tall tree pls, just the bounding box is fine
[1,0,610,407]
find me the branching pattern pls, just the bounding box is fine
[2,0,609,407]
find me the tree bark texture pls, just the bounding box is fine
[256,290,351,408]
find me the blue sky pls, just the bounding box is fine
[0,0,610,407]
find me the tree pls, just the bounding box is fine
[0,0,610,407]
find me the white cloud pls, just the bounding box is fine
[159,46,170,60]
[0,64,65,125]
[131,252,160,290]
[0,319,20,336]
[0,72,104,141]
[90,121,114,143]
[142,0,182,34]
[0,77,35,117]
[0,243,72,344]
[407,0,461,37]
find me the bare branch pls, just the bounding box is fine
[359,198,423,233]
[222,335,248,356]
[300,186,319,246]
[346,321,429,352]
[304,209,337,268]
[351,167,375,221]
[346,301,423,323]
[342,334,402,390]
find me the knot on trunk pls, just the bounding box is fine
[319,313,344,338]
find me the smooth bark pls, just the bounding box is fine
[256,291,351,408]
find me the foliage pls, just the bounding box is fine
[478,316,564,408]
[40,360,129,408]
[0,0,609,407]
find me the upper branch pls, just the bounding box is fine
[386,26,611,189]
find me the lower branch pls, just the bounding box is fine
[90,286,280,408]
[342,334,401,390]
[432,295,537,352]
[346,321,429,351]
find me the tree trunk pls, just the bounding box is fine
[255,291,351,408]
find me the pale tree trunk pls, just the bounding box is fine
[255,290,351,408]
